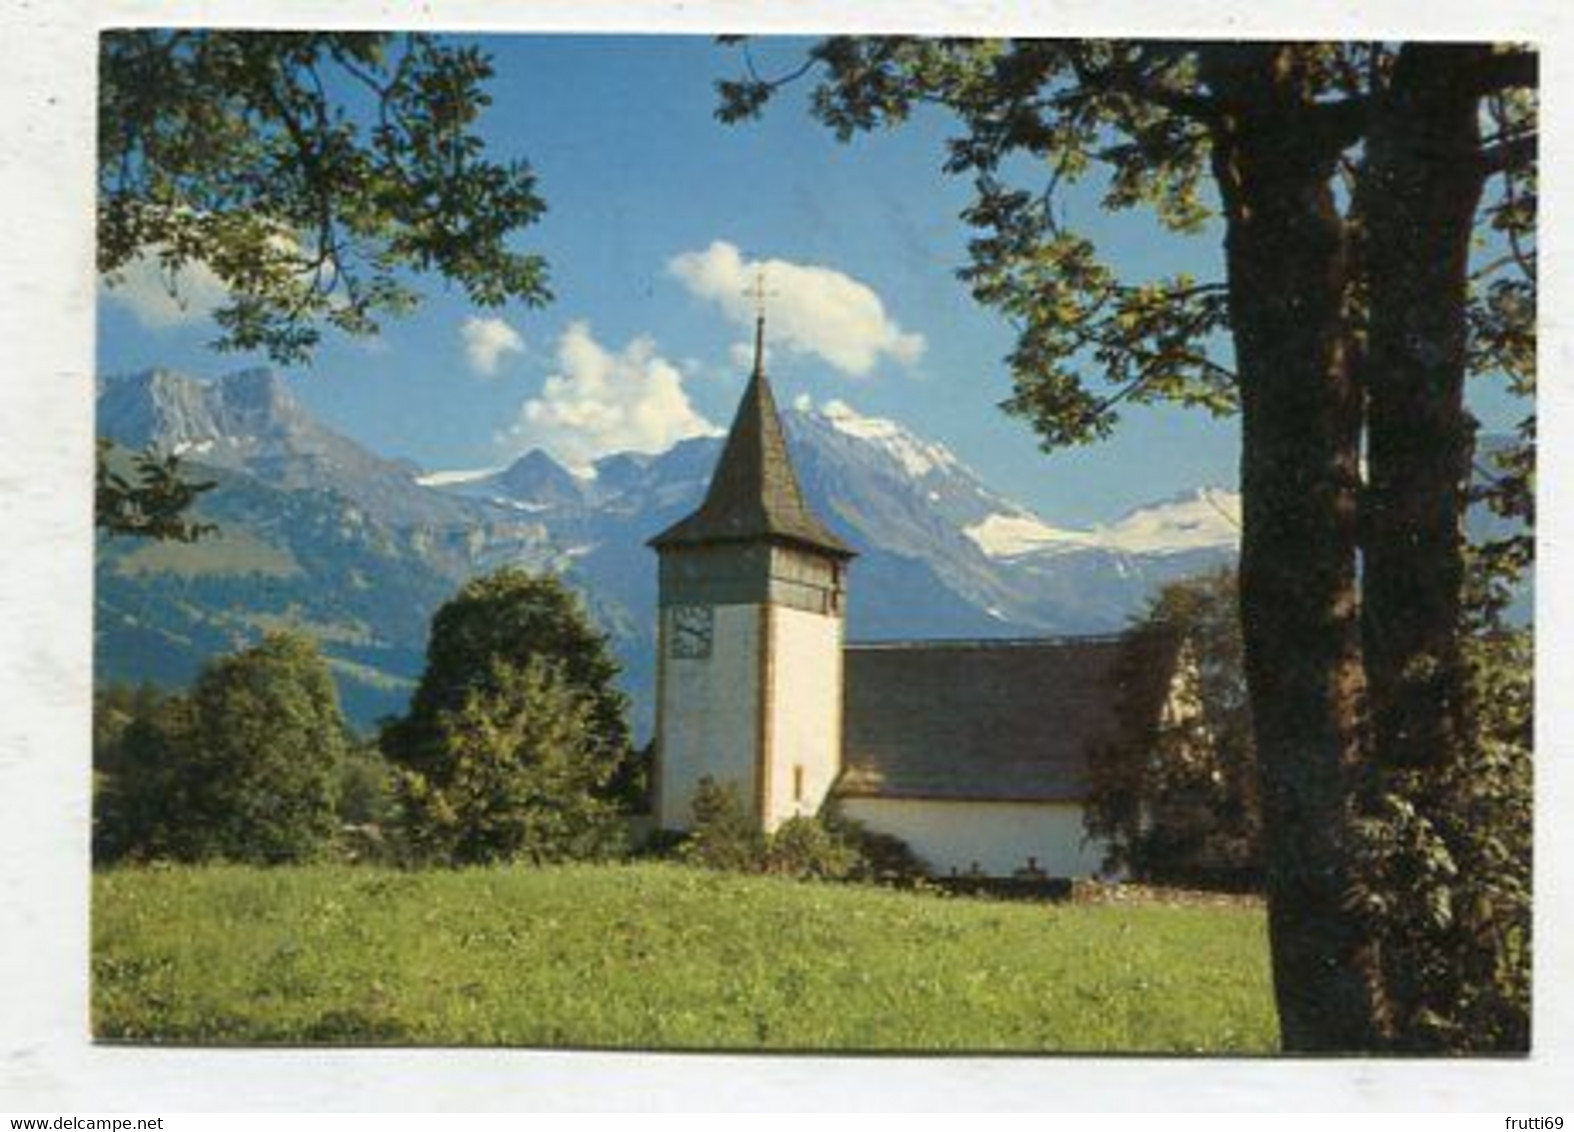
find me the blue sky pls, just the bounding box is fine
[95,34,1517,526]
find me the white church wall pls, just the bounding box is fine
[763,605,843,830]
[837,797,1109,878]
[657,603,761,829]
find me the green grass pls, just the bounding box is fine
[93,862,1277,1052]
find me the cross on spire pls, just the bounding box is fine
[648,261,851,560]
[746,267,776,377]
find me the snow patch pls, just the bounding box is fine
[964,512,1098,558]
[489,497,552,513]
[817,398,959,479]
[964,488,1241,560]
[1096,487,1240,555]
[416,466,504,487]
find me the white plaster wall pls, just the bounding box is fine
[763,605,843,830]
[837,797,1109,878]
[657,604,760,829]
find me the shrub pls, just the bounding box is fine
[822,806,931,885]
[677,777,763,872]
[764,816,859,880]
[674,780,926,885]
[1348,627,1532,1052]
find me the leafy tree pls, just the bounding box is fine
[337,741,397,829]
[93,682,193,862]
[395,658,625,865]
[383,568,634,794]
[97,30,551,537]
[1101,558,1532,1047]
[95,634,349,863]
[383,569,635,863]
[718,37,1535,1051]
[99,30,549,362]
[330,740,397,862]
[1087,570,1259,886]
[176,631,349,863]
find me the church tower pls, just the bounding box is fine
[648,310,854,833]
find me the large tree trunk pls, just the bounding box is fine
[1356,43,1504,1050]
[1359,44,1490,780]
[1201,45,1381,1051]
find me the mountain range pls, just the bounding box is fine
[96,368,1244,733]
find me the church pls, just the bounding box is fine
[647,314,1182,878]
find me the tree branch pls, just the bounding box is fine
[1481,132,1537,176]
[1070,50,1220,123]
[1470,49,1538,97]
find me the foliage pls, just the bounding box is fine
[94,634,350,864]
[96,439,216,542]
[1348,620,1532,1052]
[99,30,549,365]
[1087,570,1260,886]
[96,30,551,541]
[673,780,925,884]
[676,777,765,872]
[93,683,194,862]
[719,39,1233,445]
[763,817,861,881]
[92,862,1277,1050]
[393,658,625,866]
[179,632,350,863]
[382,568,634,800]
[337,742,396,828]
[334,742,398,863]
[718,40,1531,452]
[821,805,933,886]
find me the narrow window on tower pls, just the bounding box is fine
[793,765,805,804]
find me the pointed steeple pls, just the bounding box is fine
[649,312,852,558]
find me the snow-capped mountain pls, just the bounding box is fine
[964,486,1240,560]
[96,369,1241,730]
[434,397,1241,647]
[99,367,467,528]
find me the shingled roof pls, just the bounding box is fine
[648,320,853,558]
[837,634,1179,803]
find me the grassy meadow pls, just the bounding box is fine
[93,862,1277,1052]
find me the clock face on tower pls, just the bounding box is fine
[668,603,714,659]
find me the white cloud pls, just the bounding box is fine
[507,322,719,470]
[668,240,925,377]
[101,249,229,329]
[461,315,525,377]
